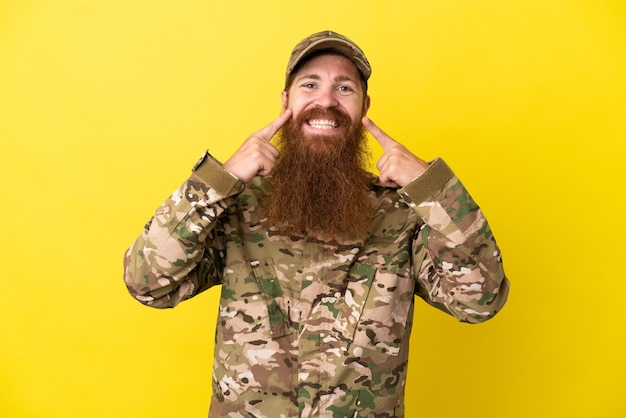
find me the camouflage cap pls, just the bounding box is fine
[286,30,371,84]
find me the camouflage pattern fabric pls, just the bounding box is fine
[286,30,372,83]
[124,152,509,417]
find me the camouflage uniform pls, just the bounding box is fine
[124,151,509,417]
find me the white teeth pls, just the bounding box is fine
[308,119,338,129]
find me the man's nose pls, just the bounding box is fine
[314,88,339,108]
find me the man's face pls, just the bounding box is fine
[282,53,370,137]
[265,53,373,240]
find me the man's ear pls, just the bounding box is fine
[363,95,371,115]
[281,90,288,109]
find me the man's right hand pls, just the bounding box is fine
[223,109,292,182]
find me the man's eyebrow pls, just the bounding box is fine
[334,75,358,84]
[294,73,321,83]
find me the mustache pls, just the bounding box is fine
[293,107,352,128]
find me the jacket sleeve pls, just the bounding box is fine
[123,152,245,308]
[399,158,510,323]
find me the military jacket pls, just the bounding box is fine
[124,152,509,417]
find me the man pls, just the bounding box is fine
[124,30,509,417]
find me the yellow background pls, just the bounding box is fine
[1,0,625,417]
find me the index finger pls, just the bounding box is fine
[257,108,293,141]
[362,116,397,150]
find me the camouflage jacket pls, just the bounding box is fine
[124,151,509,418]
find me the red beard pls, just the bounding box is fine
[262,107,372,241]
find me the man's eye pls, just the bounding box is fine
[302,83,316,89]
[338,85,353,93]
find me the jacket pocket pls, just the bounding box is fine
[336,263,414,356]
[218,258,291,344]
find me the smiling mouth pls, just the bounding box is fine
[307,119,339,129]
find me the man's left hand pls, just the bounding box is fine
[362,116,430,188]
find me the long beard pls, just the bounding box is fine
[262,108,372,241]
